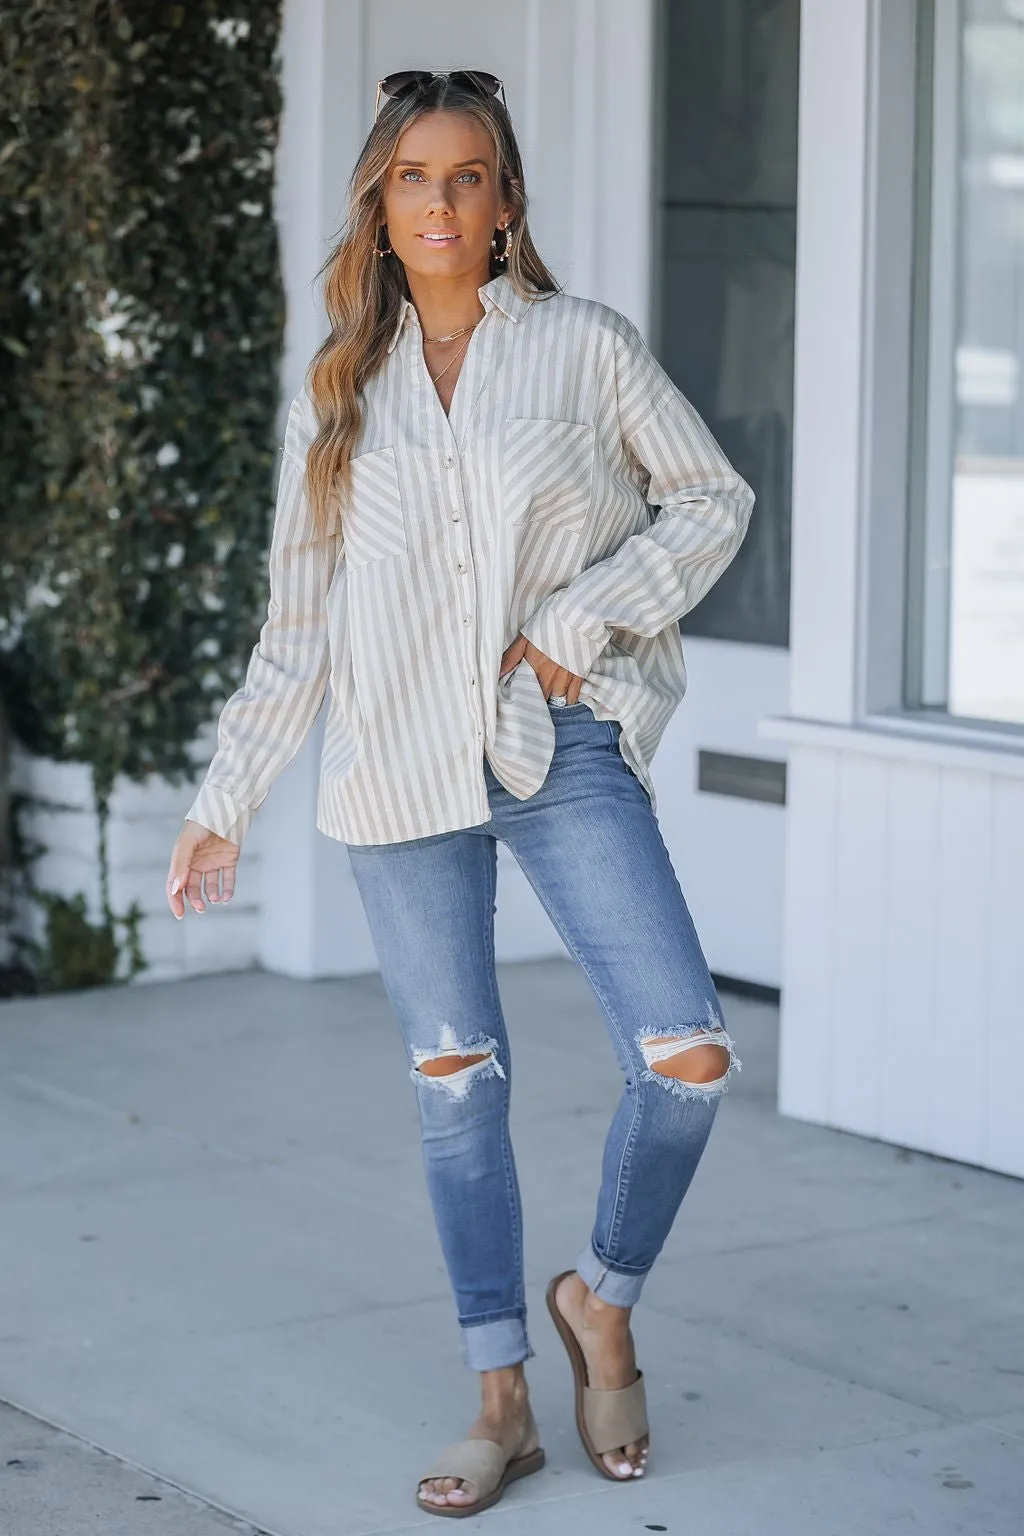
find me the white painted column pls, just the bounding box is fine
[786,0,873,726]
[258,0,379,977]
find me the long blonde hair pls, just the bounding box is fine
[304,77,560,545]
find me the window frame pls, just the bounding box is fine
[857,0,1024,748]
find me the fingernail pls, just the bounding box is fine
[170,877,181,895]
[632,1466,644,1477]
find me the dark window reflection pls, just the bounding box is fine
[657,0,800,648]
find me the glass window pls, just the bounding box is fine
[655,0,800,649]
[906,0,1024,726]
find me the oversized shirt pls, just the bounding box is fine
[186,270,755,847]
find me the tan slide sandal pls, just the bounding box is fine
[545,1269,649,1479]
[416,1438,545,1518]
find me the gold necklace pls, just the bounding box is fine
[428,333,471,386]
[423,318,480,345]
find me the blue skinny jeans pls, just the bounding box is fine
[344,701,741,1372]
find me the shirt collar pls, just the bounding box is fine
[385,270,533,354]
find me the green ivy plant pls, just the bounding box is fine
[0,1,286,992]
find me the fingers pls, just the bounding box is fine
[167,849,192,921]
[166,826,238,920]
[498,632,528,679]
[184,866,206,915]
[519,641,584,702]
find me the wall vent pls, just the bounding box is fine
[697,750,787,806]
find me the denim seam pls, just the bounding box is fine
[459,1307,528,1327]
[501,837,646,1272]
[481,838,529,1328]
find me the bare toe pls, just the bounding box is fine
[418,1474,477,1508]
[601,1449,635,1479]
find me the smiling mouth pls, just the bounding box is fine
[418,232,461,243]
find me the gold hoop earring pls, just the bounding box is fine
[492,224,514,263]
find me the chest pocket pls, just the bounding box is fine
[503,417,596,533]
[341,446,408,568]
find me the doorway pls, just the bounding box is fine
[653,0,800,989]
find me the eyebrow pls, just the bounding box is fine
[393,159,489,169]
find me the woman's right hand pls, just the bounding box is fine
[166,820,240,919]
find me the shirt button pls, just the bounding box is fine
[451,511,460,521]
[463,616,470,625]
[444,454,454,468]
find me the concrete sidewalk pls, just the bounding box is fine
[0,961,1021,1535]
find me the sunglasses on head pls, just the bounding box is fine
[374,69,506,122]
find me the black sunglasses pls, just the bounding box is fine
[374,69,506,121]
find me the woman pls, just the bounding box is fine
[166,69,754,1518]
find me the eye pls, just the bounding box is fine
[399,169,426,182]
[454,171,481,183]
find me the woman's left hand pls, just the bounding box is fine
[499,633,584,703]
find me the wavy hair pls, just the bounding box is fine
[304,76,560,545]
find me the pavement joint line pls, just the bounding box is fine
[0,1391,288,1536]
[977,1417,1024,1444]
[627,1308,966,1427]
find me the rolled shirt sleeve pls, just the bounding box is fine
[185,394,340,847]
[519,317,755,679]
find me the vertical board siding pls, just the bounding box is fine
[986,777,1024,1175]
[933,769,993,1167]
[829,753,890,1137]
[778,748,839,1121]
[881,762,941,1151]
[781,743,1023,1178]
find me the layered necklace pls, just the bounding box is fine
[424,318,480,386]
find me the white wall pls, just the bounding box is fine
[766,0,1024,1175]
[764,724,1024,1179]
[10,728,265,986]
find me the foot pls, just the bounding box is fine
[418,1366,540,1511]
[553,1271,649,1479]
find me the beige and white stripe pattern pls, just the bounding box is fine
[186,271,755,847]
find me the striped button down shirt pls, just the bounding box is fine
[186,270,755,847]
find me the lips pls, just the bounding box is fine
[418,231,461,242]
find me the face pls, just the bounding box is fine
[380,110,515,283]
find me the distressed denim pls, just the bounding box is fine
[344,702,741,1372]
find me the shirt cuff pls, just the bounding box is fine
[519,602,609,680]
[184,781,254,847]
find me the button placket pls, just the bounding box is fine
[443,444,484,744]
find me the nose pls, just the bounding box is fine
[424,180,455,217]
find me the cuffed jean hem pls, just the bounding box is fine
[460,1316,534,1372]
[575,1242,649,1309]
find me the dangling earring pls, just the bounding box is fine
[491,224,514,263]
[373,224,393,258]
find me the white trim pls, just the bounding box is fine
[761,713,1024,779]
[788,0,873,722]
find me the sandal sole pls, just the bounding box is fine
[416,1445,545,1518]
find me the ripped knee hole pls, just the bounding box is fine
[410,1025,506,1101]
[637,1014,742,1100]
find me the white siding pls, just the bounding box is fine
[769,726,1024,1178]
